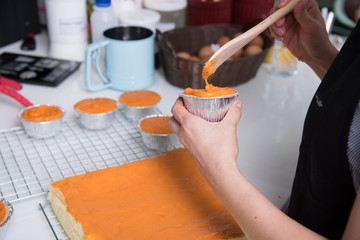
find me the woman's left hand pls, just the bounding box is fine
[168,97,243,185]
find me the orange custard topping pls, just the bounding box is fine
[202,57,218,86]
[74,98,118,114]
[50,148,244,240]
[0,201,8,226]
[139,116,172,134]
[185,57,235,97]
[119,90,161,107]
[184,85,235,97]
[21,105,63,122]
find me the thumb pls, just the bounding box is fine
[222,99,242,125]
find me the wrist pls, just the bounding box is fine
[209,160,243,196]
[307,43,338,79]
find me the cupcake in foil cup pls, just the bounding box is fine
[19,104,66,138]
[122,105,159,123]
[180,93,239,122]
[119,90,161,122]
[74,98,119,130]
[137,114,178,151]
[0,198,14,240]
[76,109,117,130]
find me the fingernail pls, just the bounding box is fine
[236,100,242,108]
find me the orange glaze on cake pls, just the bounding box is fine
[21,105,63,122]
[74,98,118,114]
[51,148,244,240]
[0,201,8,226]
[119,90,161,107]
[139,116,172,135]
[184,57,235,97]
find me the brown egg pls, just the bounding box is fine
[248,36,264,48]
[176,51,191,59]
[189,55,201,61]
[231,48,243,59]
[244,45,263,56]
[198,45,214,61]
[233,32,243,39]
[216,35,231,47]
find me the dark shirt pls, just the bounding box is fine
[288,21,360,239]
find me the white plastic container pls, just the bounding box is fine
[90,0,118,43]
[45,0,88,60]
[118,8,161,32]
[144,0,187,31]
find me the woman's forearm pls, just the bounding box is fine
[209,161,326,240]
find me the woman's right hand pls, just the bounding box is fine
[270,0,338,79]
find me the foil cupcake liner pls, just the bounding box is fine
[18,104,66,138]
[122,104,158,123]
[76,107,118,130]
[180,93,239,122]
[0,199,14,240]
[137,114,178,151]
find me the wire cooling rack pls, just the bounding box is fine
[0,110,178,202]
[39,202,70,240]
[1,109,181,240]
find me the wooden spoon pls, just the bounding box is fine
[207,0,300,71]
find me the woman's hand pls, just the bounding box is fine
[270,0,338,79]
[168,98,242,186]
[168,97,329,240]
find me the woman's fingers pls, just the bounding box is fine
[223,99,243,126]
[171,98,191,124]
[168,116,181,136]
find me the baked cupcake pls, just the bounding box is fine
[19,104,65,138]
[0,199,13,239]
[137,115,177,151]
[74,97,118,130]
[119,90,160,122]
[181,86,238,122]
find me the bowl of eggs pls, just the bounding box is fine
[157,24,272,88]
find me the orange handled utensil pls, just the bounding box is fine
[0,76,33,107]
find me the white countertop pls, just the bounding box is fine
[0,32,320,240]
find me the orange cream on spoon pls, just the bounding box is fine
[184,57,235,97]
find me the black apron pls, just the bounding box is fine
[287,22,360,239]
